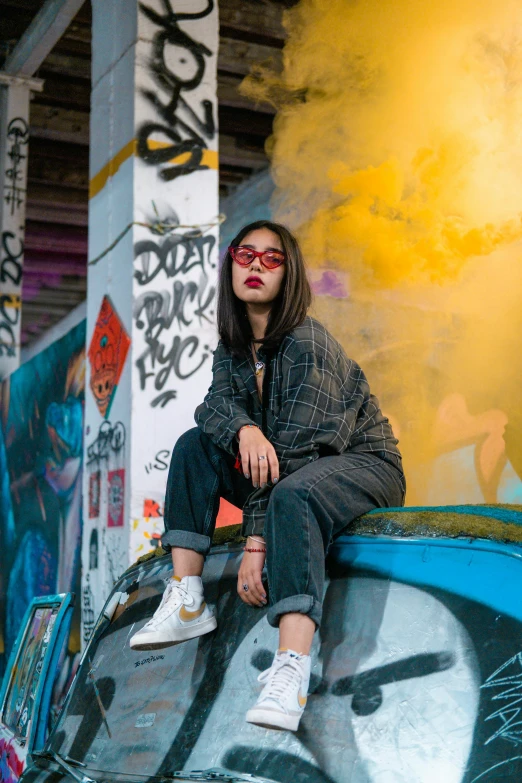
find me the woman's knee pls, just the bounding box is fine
[173,426,202,454]
[266,476,309,526]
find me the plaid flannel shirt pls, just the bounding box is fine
[194,317,402,537]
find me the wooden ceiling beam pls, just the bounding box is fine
[4,0,86,77]
[219,104,273,138]
[28,150,89,190]
[25,202,88,226]
[219,0,286,47]
[36,49,91,81]
[33,77,91,110]
[218,73,275,114]
[219,37,282,77]
[219,134,268,170]
[30,102,89,145]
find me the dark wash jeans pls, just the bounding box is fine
[162,427,406,629]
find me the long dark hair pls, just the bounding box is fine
[217,220,312,356]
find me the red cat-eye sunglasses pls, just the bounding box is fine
[228,246,286,270]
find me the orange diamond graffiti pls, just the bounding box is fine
[88,296,130,418]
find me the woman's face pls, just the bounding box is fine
[231,227,286,309]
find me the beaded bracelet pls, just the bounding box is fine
[243,547,267,553]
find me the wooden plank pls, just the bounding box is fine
[219,0,286,47]
[218,37,282,77]
[25,202,88,226]
[4,0,86,77]
[37,49,91,81]
[218,73,275,114]
[34,77,91,110]
[29,149,89,189]
[30,102,89,145]
[219,105,273,138]
[219,134,268,170]
[27,181,87,205]
[30,136,89,164]
[22,302,72,316]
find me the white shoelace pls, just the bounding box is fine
[258,656,304,705]
[144,580,191,629]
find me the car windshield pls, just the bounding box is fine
[47,548,253,780]
[46,538,495,783]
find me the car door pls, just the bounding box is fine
[0,594,74,783]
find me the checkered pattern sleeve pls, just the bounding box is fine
[194,342,254,455]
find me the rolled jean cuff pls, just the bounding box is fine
[267,594,323,629]
[161,530,211,555]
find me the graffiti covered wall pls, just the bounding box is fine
[0,319,85,679]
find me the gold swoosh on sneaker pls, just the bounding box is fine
[298,692,307,708]
[179,602,206,622]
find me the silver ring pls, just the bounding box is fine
[258,455,266,460]
[243,583,249,592]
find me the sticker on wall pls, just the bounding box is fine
[143,498,163,518]
[88,296,130,419]
[107,469,125,528]
[88,470,101,518]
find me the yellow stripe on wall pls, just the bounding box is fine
[89,138,218,200]
[89,138,136,199]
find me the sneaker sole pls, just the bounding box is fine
[245,707,301,732]
[130,615,217,650]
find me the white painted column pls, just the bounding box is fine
[82,0,219,637]
[0,74,43,377]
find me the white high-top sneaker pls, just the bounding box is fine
[246,649,311,731]
[129,575,216,650]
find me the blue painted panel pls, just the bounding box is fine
[332,535,522,621]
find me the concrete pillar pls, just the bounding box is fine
[0,74,43,377]
[82,0,219,636]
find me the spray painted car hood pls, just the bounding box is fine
[20,508,522,783]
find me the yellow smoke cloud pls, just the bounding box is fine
[244,0,522,283]
[242,0,522,503]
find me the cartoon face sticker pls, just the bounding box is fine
[88,297,130,418]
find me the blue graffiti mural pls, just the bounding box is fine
[0,321,85,679]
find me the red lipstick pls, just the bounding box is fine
[245,276,263,288]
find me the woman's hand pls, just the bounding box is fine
[238,426,279,487]
[238,542,267,607]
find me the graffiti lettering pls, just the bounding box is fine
[136,333,210,395]
[134,275,215,335]
[482,652,522,746]
[138,0,215,181]
[87,421,126,465]
[105,531,126,587]
[144,448,171,474]
[135,654,165,668]
[133,232,215,286]
[133,231,215,401]
[82,575,96,644]
[151,390,177,408]
[4,117,29,215]
[0,294,20,358]
[144,498,163,517]
[1,230,23,286]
